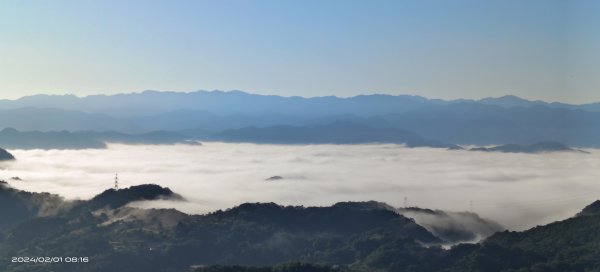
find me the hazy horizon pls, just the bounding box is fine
[1,89,599,105]
[1,1,599,103]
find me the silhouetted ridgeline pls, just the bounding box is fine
[0,128,199,149]
[0,124,459,150]
[397,207,504,243]
[1,126,589,153]
[469,142,589,154]
[0,147,14,161]
[0,183,599,271]
[577,200,600,217]
[1,91,599,117]
[213,122,460,149]
[1,91,600,147]
[89,184,184,209]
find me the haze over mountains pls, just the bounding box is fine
[3,91,600,117]
[1,182,599,272]
[0,91,598,271]
[0,90,599,148]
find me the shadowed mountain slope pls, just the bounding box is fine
[0,184,599,271]
[0,147,14,161]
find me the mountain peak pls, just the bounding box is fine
[90,184,183,209]
[0,147,15,161]
[577,200,600,216]
[478,95,542,108]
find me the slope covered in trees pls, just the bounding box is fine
[0,183,598,271]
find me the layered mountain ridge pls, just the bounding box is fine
[0,183,598,271]
[0,90,599,149]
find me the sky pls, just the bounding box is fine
[0,0,598,103]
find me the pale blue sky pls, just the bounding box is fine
[0,0,598,103]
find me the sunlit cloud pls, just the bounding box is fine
[1,143,598,231]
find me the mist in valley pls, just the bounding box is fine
[1,142,598,231]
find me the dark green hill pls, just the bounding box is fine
[0,183,65,230]
[1,184,599,272]
[422,202,600,272]
[0,185,440,272]
[397,207,504,243]
[89,184,183,209]
[577,200,600,216]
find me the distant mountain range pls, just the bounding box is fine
[0,128,198,149]
[211,122,460,148]
[0,183,599,272]
[2,91,599,117]
[470,142,588,154]
[1,125,589,152]
[0,123,459,150]
[0,90,599,148]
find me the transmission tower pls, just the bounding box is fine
[114,173,119,190]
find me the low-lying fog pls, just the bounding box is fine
[1,143,599,231]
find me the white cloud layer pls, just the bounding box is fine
[1,143,599,231]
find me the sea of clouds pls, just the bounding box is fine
[1,142,599,231]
